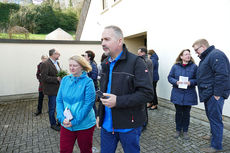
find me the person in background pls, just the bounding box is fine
[97,53,108,81]
[34,55,48,116]
[56,55,96,153]
[97,25,153,153]
[168,49,198,140]
[84,50,98,116]
[192,39,230,153]
[41,48,61,131]
[137,47,153,132]
[148,49,159,110]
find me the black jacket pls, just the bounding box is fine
[98,44,153,129]
[197,45,230,102]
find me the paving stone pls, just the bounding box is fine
[1,99,230,153]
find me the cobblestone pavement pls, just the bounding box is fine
[1,98,230,153]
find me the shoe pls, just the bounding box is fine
[149,105,158,110]
[174,131,181,138]
[202,134,211,140]
[183,132,190,140]
[147,103,152,108]
[200,147,217,153]
[142,126,147,132]
[51,125,61,131]
[34,111,41,116]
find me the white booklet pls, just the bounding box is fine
[178,76,188,89]
[64,107,73,121]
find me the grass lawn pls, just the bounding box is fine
[0,32,75,40]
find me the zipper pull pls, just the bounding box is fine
[112,128,114,134]
[132,115,134,123]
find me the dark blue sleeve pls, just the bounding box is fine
[189,64,197,87]
[88,63,98,81]
[168,65,178,86]
[211,52,230,96]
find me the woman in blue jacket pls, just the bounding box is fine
[168,49,198,140]
[56,55,96,153]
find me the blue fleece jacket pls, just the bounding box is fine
[56,72,96,131]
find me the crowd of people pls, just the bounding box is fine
[34,25,230,153]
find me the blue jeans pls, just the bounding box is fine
[101,127,142,153]
[174,104,191,132]
[204,96,224,150]
[48,96,57,126]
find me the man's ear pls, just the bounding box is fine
[118,38,123,47]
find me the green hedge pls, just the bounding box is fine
[0,3,20,31]
[1,2,78,34]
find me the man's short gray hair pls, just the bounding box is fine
[104,25,124,41]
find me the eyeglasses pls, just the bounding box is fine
[194,46,202,52]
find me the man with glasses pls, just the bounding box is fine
[41,48,61,131]
[192,39,230,153]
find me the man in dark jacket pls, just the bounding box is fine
[97,25,153,153]
[137,47,153,132]
[41,48,61,131]
[34,55,48,116]
[193,39,230,153]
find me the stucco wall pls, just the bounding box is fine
[80,0,230,117]
[0,40,102,97]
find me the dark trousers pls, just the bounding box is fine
[48,96,57,126]
[101,127,142,153]
[60,126,95,153]
[37,91,44,112]
[204,96,224,150]
[152,81,158,105]
[174,104,191,132]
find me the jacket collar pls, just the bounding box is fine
[118,44,128,61]
[176,61,193,66]
[104,44,128,64]
[200,45,215,60]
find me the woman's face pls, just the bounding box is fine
[69,60,83,76]
[180,51,191,63]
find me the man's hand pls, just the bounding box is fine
[100,93,117,108]
[96,116,101,129]
[214,96,220,101]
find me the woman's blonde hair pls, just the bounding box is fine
[175,49,195,64]
[69,55,92,72]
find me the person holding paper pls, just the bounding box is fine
[56,55,96,153]
[168,49,198,140]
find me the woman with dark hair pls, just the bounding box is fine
[148,49,159,110]
[168,49,198,140]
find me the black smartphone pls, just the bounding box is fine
[96,90,108,99]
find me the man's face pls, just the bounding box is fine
[53,51,60,60]
[101,28,121,56]
[41,57,48,63]
[137,49,144,56]
[193,45,205,57]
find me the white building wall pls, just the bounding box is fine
[81,0,230,117]
[0,42,102,96]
